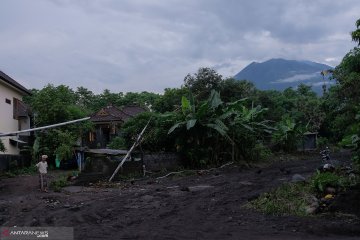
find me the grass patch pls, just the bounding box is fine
[0,165,38,178]
[250,170,359,216]
[250,182,313,216]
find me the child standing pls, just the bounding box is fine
[36,155,48,192]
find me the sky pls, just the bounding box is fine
[0,0,359,94]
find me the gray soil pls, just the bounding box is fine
[0,151,359,240]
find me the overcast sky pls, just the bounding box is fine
[0,0,359,93]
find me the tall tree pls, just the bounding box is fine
[153,87,190,113]
[184,67,223,100]
[220,78,257,103]
[351,18,360,45]
[28,84,91,162]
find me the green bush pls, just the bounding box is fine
[251,143,273,162]
[1,166,38,178]
[0,139,5,152]
[311,172,339,192]
[107,136,126,149]
[12,165,38,175]
[50,175,68,192]
[317,137,329,149]
[310,171,350,192]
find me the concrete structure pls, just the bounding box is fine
[298,132,318,151]
[0,70,31,155]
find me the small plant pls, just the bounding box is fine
[317,137,329,149]
[11,165,38,175]
[107,136,127,149]
[1,166,38,178]
[50,175,68,192]
[251,143,273,162]
[310,171,347,192]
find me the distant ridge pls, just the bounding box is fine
[234,58,333,93]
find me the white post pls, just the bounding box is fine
[108,119,151,182]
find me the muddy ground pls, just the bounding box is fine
[0,152,359,240]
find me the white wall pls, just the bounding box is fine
[0,81,29,155]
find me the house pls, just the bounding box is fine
[0,70,31,169]
[85,105,147,149]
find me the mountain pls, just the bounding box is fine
[234,58,334,94]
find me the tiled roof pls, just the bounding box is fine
[122,105,147,116]
[0,70,31,95]
[90,105,146,122]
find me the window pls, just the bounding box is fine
[5,98,11,104]
[13,98,19,119]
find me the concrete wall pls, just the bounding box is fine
[142,153,180,171]
[0,154,31,171]
[79,152,180,182]
[0,81,30,155]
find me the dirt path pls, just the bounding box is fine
[0,152,359,240]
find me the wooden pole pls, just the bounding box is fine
[108,119,151,182]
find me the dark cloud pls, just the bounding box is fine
[0,0,359,93]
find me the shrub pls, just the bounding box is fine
[107,136,127,149]
[310,171,352,193]
[250,182,312,216]
[50,175,68,192]
[317,137,329,149]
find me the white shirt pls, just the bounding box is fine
[36,161,48,174]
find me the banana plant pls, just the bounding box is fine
[168,90,232,142]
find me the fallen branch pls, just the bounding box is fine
[156,170,188,180]
[156,161,234,180]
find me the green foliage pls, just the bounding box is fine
[88,89,160,111]
[324,19,360,164]
[351,18,360,45]
[272,116,300,152]
[168,88,273,167]
[351,135,360,168]
[248,143,273,162]
[1,165,38,178]
[220,79,257,103]
[251,168,358,216]
[50,175,68,192]
[316,137,329,149]
[54,130,77,161]
[121,111,179,152]
[310,171,355,193]
[107,136,127,149]
[332,47,360,104]
[14,165,38,175]
[340,110,360,168]
[29,84,79,125]
[0,139,5,152]
[153,88,190,113]
[311,171,343,192]
[250,182,312,216]
[184,67,223,100]
[27,84,93,162]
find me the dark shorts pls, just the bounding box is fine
[39,173,48,188]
